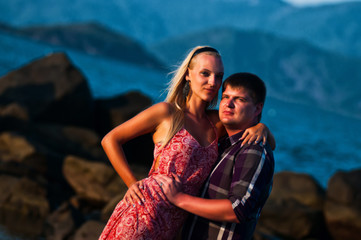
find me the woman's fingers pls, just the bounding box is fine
[125,181,146,207]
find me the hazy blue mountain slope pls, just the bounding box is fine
[0,32,167,100]
[0,22,166,71]
[267,2,361,57]
[0,0,167,43]
[2,0,361,57]
[151,28,361,118]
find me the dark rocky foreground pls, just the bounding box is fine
[0,53,360,240]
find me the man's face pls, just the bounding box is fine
[219,86,263,133]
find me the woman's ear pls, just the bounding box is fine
[185,70,190,82]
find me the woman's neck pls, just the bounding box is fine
[185,98,208,119]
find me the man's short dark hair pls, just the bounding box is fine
[222,72,266,121]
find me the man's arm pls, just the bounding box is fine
[154,174,239,223]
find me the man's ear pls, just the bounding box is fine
[255,103,263,117]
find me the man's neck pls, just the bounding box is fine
[225,123,257,137]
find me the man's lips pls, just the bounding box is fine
[222,110,234,116]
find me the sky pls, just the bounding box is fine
[284,0,361,6]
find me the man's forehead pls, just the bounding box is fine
[223,86,250,96]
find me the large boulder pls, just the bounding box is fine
[0,175,50,237]
[72,220,105,240]
[324,168,361,240]
[94,91,152,135]
[62,155,126,205]
[94,91,154,167]
[0,52,94,127]
[0,131,48,176]
[256,171,330,239]
[44,202,85,240]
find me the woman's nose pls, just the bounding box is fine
[208,75,216,86]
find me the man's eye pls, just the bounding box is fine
[201,71,210,77]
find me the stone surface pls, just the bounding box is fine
[324,169,361,240]
[63,155,125,205]
[45,203,76,240]
[73,220,105,240]
[0,52,94,127]
[256,171,330,239]
[0,175,49,236]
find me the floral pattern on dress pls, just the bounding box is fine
[99,127,218,240]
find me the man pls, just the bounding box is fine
[156,72,275,240]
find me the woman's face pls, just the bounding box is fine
[187,53,224,103]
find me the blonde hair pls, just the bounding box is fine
[161,46,222,147]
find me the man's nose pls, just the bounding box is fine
[225,98,235,108]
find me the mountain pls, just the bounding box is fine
[0,31,167,100]
[151,27,361,118]
[0,22,166,71]
[265,2,361,58]
[1,0,361,58]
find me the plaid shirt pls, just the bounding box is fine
[182,130,275,240]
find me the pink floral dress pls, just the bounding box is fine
[99,126,218,240]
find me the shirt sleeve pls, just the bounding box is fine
[228,143,273,222]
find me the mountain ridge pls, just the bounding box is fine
[1,0,361,57]
[0,22,167,71]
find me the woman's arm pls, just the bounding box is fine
[101,102,173,187]
[241,123,276,150]
[208,110,276,150]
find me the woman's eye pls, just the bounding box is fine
[201,71,210,77]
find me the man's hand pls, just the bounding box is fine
[154,173,183,205]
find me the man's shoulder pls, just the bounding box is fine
[233,142,274,165]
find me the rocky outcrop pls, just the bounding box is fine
[63,155,125,205]
[0,52,94,127]
[72,220,105,240]
[0,52,152,240]
[324,169,361,240]
[255,172,330,239]
[0,175,49,236]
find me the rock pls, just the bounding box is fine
[268,171,325,209]
[0,175,50,236]
[62,155,125,205]
[0,131,37,162]
[100,194,124,222]
[0,131,47,176]
[256,171,329,239]
[324,169,361,240]
[94,91,152,135]
[34,124,106,161]
[94,91,154,167]
[73,220,105,240]
[44,203,76,240]
[0,52,94,127]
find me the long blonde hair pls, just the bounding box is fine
[161,46,222,147]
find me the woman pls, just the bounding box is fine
[99,46,274,239]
